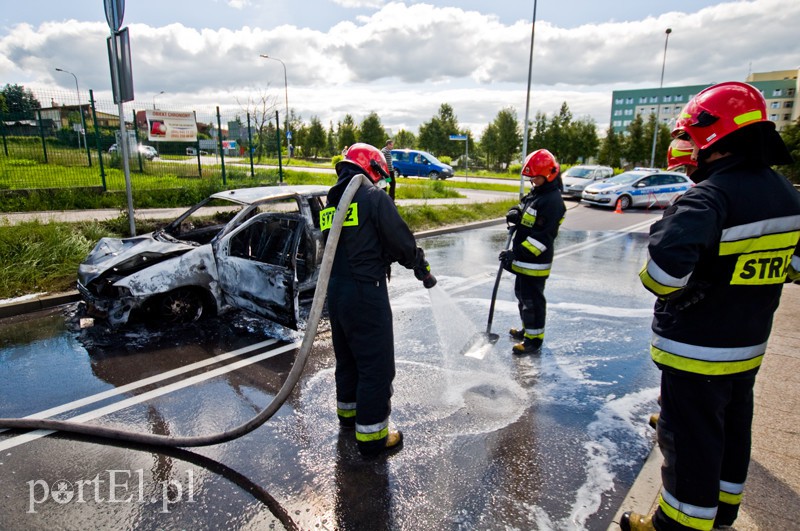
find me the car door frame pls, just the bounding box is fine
[214,212,304,329]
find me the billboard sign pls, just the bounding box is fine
[145,110,198,142]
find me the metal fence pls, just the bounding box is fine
[0,88,289,195]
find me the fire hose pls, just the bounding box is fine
[0,174,371,447]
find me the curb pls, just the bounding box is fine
[606,444,661,530]
[0,291,80,319]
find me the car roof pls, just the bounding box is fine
[210,185,329,205]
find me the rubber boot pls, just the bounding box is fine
[509,328,525,341]
[512,340,541,356]
[620,511,655,531]
[360,429,404,459]
[648,413,659,430]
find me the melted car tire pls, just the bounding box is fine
[153,288,207,324]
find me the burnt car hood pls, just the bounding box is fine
[78,233,197,287]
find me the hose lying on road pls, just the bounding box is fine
[0,175,370,448]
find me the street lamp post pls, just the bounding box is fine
[519,0,538,199]
[259,54,290,159]
[649,28,672,169]
[55,68,87,152]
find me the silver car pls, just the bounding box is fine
[581,170,693,210]
[77,185,329,328]
[561,165,614,199]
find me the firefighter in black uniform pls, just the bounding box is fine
[500,149,566,355]
[321,143,436,458]
[622,82,800,530]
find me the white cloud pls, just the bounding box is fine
[1,0,798,138]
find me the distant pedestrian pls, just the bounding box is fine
[381,140,396,201]
[622,81,800,531]
[499,148,566,356]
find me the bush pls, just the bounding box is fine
[331,155,343,166]
[508,163,522,175]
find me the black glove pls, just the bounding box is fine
[506,207,522,225]
[498,250,515,273]
[413,259,437,289]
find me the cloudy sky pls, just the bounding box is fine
[1,0,798,138]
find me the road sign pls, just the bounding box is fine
[286,130,292,139]
[449,134,468,141]
[104,0,125,32]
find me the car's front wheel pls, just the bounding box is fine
[428,171,440,179]
[151,288,208,324]
[616,195,632,210]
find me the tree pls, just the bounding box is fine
[236,91,279,162]
[1,84,41,118]
[326,121,336,157]
[487,108,522,169]
[358,112,386,147]
[624,114,648,167]
[568,118,600,164]
[306,116,326,159]
[480,123,499,169]
[418,103,461,157]
[598,125,623,168]
[337,115,357,151]
[779,117,800,184]
[643,114,672,168]
[393,129,416,149]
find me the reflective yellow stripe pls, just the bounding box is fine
[320,204,359,232]
[719,490,743,505]
[719,231,800,255]
[356,426,389,442]
[733,110,763,126]
[658,494,714,531]
[672,147,692,157]
[337,408,356,418]
[651,345,763,376]
[511,262,551,277]
[639,265,681,297]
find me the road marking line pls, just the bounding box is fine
[0,340,300,451]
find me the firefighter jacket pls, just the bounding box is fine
[508,179,566,277]
[640,154,800,377]
[321,170,425,282]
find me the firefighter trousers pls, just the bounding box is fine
[328,275,395,456]
[654,369,755,530]
[514,275,547,347]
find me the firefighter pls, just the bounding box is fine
[623,82,800,530]
[666,138,697,179]
[321,142,436,458]
[499,149,566,355]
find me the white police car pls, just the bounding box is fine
[581,169,693,210]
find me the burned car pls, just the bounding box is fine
[77,185,329,328]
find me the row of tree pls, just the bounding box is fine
[4,83,799,179]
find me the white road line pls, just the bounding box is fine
[446,218,656,296]
[0,339,299,451]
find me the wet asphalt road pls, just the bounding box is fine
[0,205,666,530]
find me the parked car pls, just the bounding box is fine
[77,185,329,328]
[390,149,454,180]
[108,144,118,154]
[138,145,158,160]
[581,170,694,210]
[560,165,614,199]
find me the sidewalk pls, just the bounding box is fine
[609,282,800,530]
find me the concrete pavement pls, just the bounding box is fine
[609,282,800,530]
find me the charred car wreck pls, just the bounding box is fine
[77,185,329,328]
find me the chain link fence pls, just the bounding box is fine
[0,88,290,199]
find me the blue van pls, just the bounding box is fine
[390,149,454,180]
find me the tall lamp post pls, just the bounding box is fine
[649,28,672,169]
[55,68,87,152]
[259,54,290,159]
[519,0,538,199]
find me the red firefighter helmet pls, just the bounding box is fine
[666,138,696,171]
[521,149,559,181]
[672,81,767,150]
[336,143,389,184]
